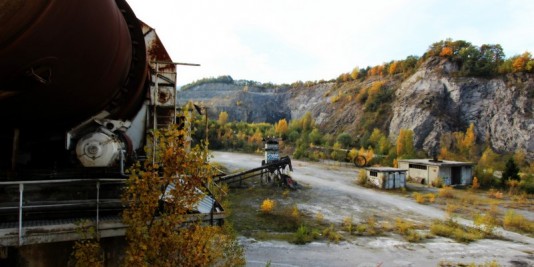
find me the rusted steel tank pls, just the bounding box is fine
[0,0,147,129]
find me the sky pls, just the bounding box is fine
[127,0,534,86]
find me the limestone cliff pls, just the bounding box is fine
[177,57,533,159]
[389,58,533,159]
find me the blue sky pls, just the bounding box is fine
[127,0,534,86]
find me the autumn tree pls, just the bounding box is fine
[121,121,244,266]
[475,147,500,187]
[308,128,323,145]
[274,118,288,137]
[461,123,477,160]
[350,67,360,80]
[512,52,532,72]
[330,142,345,161]
[248,128,263,146]
[368,128,383,148]
[388,61,399,75]
[396,129,415,159]
[218,111,229,125]
[439,46,453,57]
[377,136,391,155]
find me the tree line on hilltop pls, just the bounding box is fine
[181,38,534,91]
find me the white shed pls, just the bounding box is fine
[365,167,407,189]
[398,159,473,186]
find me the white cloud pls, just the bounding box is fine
[127,0,534,85]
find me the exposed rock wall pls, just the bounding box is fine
[389,59,534,158]
[177,58,533,159]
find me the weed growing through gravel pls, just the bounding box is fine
[430,219,486,243]
[260,199,276,214]
[503,210,534,234]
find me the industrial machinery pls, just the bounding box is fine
[0,0,179,174]
[0,0,223,251]
[215,137,297,190]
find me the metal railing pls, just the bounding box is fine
[0,178,126,246]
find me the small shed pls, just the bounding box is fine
[398,159,473,186]
[365,167,407,189]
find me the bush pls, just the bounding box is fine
[471,177,480,191]
[430,220,485,243]
[503,210,534,233]
[413,193,436,204]
[413,192,426,204]
[473,205,498,234]
[322,224,341,244]
[488,189,504,199]
[438,186,455,198]
[260,199,276,214]
[356,170,368,186]
[432,177,444,188]
[315,212,325,223]
[293,225,319,244]
[342,216,354,234]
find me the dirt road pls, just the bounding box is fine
[213,151,534,267]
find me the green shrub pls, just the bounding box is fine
[322,224,341,244]
[293,225,314,244]
[430,220,485,243]
[503,210,534,233]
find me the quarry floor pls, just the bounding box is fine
[212,151,534,267]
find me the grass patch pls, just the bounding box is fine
[354,215,382,236]
[293,225,321,244]
[438,186,455,198]
[503,210,534,234]
[322,224,342,244]
[394,218,424,242]
[413,192,436,204]
[430,219,486,243]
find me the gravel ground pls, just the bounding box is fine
[213,151,534,267]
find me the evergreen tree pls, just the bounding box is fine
[502,158,520,186]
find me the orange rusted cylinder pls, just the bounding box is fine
[0,0,147,129]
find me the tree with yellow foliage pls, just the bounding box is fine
[350,67,360,80]
[512,52,532,72]
[248,128,263,146]
[462,123,477,160]
[121,122,244,266]
[396,129,415,159]
[274,118,289,137]
[388,61,399,75]
[218,111,229,125]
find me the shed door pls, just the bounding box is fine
[451,167,461,185]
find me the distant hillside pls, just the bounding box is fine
[177,40,534,159]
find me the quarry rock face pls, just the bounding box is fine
[178,58,533,159]
[389,60,534,159]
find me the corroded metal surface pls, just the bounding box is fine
[0,0,147,129]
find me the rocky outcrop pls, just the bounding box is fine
[389,58,534,159]
[177,83,294,123]
[178,57,533,159]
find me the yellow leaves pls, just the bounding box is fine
[248,129,263,146]
[512,52,532,72]
[218,111,228,125]
[439,46,453,57]
[274,118,288,137]
[396,129,415,159]
[120,122,243,266]
[260,199,276,214]
[348,148,358,161]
